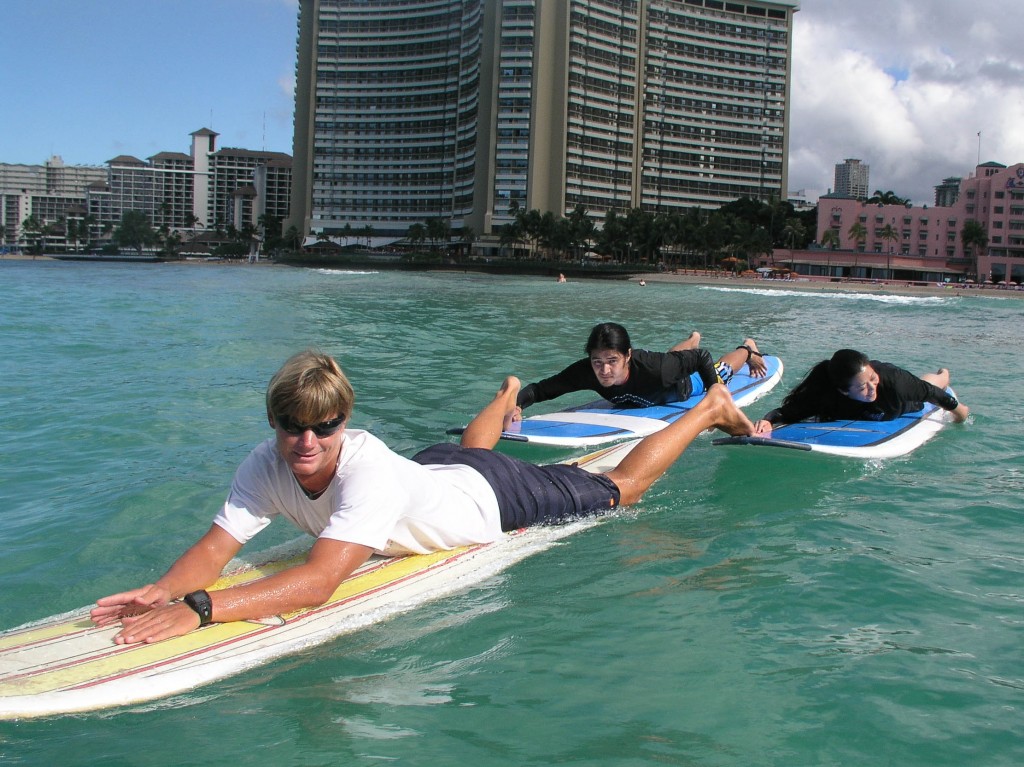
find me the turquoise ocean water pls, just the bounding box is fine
[0,260,1021,765]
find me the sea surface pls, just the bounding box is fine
[0,260,1021,766]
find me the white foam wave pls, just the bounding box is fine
[311,268,378,276]
[698,285,952,305]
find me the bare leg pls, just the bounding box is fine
[921,368,951,388]
[668,331,701,352]
[460,376,521,449]
[605,385,754,505]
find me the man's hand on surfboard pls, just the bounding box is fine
[90,584,172,628]
[111,601,203,645]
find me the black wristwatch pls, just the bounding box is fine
[183,590,214,626]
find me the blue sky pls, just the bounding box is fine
[3,0,298,164]
[4,0,1023,205]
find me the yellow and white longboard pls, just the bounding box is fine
[0,438,639,719]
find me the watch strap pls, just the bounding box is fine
[182,590,214,626]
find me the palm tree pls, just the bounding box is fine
[498,221,522,259]
[879,224,898,278]
[820,228,840,277]
[21,214,45,255]
[113,210,157,257]
[456,226,476,261]
[847,221,867,277]
[424,217,450,253]
[566,205,594,261]
[406,223,427,252]
[283,225,302,252]
[867,189,909,206]
[781,218,807,272]
[960,220,988,280]
[518,209,544,259]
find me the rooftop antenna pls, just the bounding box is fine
[977,131,981,166]
[262,111,267,151]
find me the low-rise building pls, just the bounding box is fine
[0,157,106,251]
[813,161,1024,283]
[2,130,292,253]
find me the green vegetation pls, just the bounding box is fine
[481,198,816,272]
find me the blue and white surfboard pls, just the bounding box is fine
[712,388,957,459]
[450,355,783,447]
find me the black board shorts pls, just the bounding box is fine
[412,443,621,532]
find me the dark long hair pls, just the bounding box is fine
[781,349,869,417]
[585,322,632,356]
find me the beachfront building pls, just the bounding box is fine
[833,158,869,200]
[86,130,293,239]
[807,161,1024,284]
[0,157,106,251]
[288,0,799,243]
[1,130,292,253]
[206,146,293,233]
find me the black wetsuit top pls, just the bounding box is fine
[517,348,719,410]
[766,361,959,424]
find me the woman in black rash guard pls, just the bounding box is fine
[513,322,768,418]
[752,348,969,436]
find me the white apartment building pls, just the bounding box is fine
[0,157,106,248]
[1,130,292,252]
[289,0,799,240]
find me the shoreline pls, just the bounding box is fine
[5,252,1021,299]
[632,270,1023,300]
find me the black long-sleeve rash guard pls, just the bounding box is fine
[516,348,719,410]
[765,361,959,425]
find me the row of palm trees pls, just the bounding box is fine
[490,198,815,270]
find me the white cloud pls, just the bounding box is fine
[789,0,1024,205]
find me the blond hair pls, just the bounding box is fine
[266,350,355,424]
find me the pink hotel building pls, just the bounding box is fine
[805,161,1024,284]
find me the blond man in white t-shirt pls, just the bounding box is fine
[92,350,754,644]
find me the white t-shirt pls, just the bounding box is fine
[213,430,503,556]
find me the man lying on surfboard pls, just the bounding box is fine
[752,348,969,436]
[91,350,756,645]
[513,322,768,418]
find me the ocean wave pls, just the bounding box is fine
[312,268,379,276]
[698,285,952,305]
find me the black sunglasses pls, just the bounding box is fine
[275,413,346,437]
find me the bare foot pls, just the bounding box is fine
[499,376,522,430]
[704,384,755,436]
[670,331,701,352]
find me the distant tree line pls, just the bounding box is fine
[476,198,816,271]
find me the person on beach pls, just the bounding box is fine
[513,322,768,419]
[752,348,969,436]
[91,350,755,645]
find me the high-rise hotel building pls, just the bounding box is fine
[289,0,798,240]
